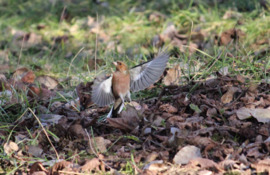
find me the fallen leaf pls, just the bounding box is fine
[39,114,64,126]
[89,137,111,153]
[215,28,245,46]
[145,152,159,163]
[13,67,30,82]
[163,64,181,86]
[80,158,101,173]
[36,75,58,90]
[221,86,239,104]
[21,71,36,83]
[173,145,202,165]
[12,32,43,49]
[50,160,72,174]
[206,108,217,117]
[27,145,43,157]
[68,121,87,139]
[160,24,177,41]
[251,108,270,123]
[152,116,164,127]
[187,158,221,173]
[107,106,140,131]
[236,75,245,83]
[4,141,19,155]
[143,160,168,171]
[30,162,48,174]
[251,159,270,173]
[159,104,178,114]
[218,159,237,170]
[236,107,270,123]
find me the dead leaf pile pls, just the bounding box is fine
[1,73,270,174]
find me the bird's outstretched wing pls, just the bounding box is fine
[91,74,115,107]
[129,51,169,92]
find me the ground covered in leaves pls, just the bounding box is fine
[0,0,270,174]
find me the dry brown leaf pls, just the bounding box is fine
[251,159,270,173]
[36,75,58,90]
[173,145,201,165]
[13,67,30,82]
[107,106,140,131]
[11,31,43,49]
[206,108,217,117]
[50,160,72,174]
[21,71,36,83]
[143,160,168,172]
[89,137,111,153]
[236,75,245,83]
[221,86,239,104]
[163,65,181,86]
[27,145,43,157]
[152,116,164,127]
[145,152,159,163]
[215,29,245,46]
[68,121,87,139]
[4,141,19,155]
[80,158,101,173]
[28,85,55,100]
[159,104,178,114]
[218,159,237,170]
[39,114,64,125]
[187,158,221,173]
[236,107,270,123]
[30,162,48,174]
[160,24,177,41]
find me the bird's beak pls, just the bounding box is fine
[113,62,117,66]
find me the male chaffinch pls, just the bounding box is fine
[91,51,169,118]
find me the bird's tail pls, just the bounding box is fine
[107,98,124,118]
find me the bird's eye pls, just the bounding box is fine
[118,62,122,65]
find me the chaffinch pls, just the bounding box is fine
[91,51,169,118]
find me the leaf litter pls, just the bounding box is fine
[1,63,270,174]
[0,8,270,174]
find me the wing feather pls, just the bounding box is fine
[91,74,115,106]
[130,51,169,92]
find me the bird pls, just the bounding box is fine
[91,51,169,118]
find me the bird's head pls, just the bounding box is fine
[113,61,128,73]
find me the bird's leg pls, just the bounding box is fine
[127,91,131,102]
[118,95,125,114]
[106,106,113,118]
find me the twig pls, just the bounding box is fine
[85,128,98,157]
[84,129,115,171]
[28,108,59,160]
